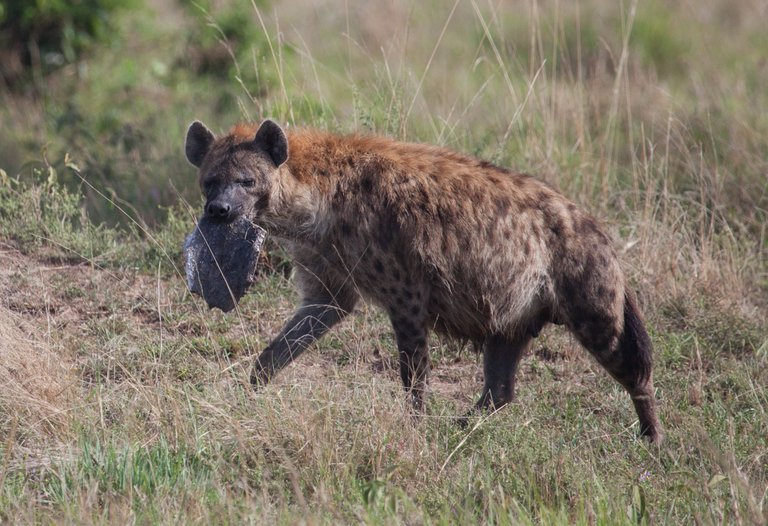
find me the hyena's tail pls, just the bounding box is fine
[611,291,662,443]
[567,287,662,442]
[618,291,653,386]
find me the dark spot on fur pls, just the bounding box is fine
[360,164,375,192]
[577,216,599,235]
[377,207,400,251]
[544,207,565,238]
[568,300,616,346]
[374,259,384,274]
[523,241,531,256]
[493,195,511,216]
[410,304,420,316]
[392,268,401,280]
[560,278,581,302]
[517,194,537,210]
[580,320,619,352]
[340,221,352,236]
[583,253,599,281]
[403,289,414,301]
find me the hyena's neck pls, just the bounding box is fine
[262,172,327,241]
[258,130,335,241]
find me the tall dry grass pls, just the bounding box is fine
[0,306,74,450]
[252,0,766,318]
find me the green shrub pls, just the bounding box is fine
[0,156,123,262]
[0,0,134,83]
[178,0,275,96]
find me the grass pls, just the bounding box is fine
[1,0,767,523]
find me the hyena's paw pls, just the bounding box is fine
[455,406,484,429]
[249,362,271,391]
[406,391,426,421]
[639,422,664,445]
[455,398,512,429]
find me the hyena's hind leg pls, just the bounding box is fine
[389,312,430,413]
[456,332,532,428]
[474,333,533,411]
[566,292,663,443]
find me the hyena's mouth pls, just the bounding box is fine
[183,215,266,312]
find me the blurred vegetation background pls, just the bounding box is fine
[0,0,765,230]
[0,0,273,225]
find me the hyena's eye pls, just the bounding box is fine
[238,179,256,188]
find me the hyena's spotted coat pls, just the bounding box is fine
[185,119,662,443]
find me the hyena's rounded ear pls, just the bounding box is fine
[252,119,288,167]
[185,121,216,168]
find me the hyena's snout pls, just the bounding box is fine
[206,199,234,222]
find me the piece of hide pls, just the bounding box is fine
[183,216,266,312]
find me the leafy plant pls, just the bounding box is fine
[0,155,121,262]
[0,0,134,84]
[178,0,275,96]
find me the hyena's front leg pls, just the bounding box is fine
[251,291,358,387]
[390,314,430,412]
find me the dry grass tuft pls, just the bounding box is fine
[0,306,74,443]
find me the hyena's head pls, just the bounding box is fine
[184,119,288,223]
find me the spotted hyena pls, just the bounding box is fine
[184,119,662,443]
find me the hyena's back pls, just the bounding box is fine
[325,135,626,344]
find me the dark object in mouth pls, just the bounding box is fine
[183,216,266,312]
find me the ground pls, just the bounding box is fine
[0,232,765,523]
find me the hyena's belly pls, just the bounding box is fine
[424,255,555,342]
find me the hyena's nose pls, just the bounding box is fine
[206,200,232,220]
